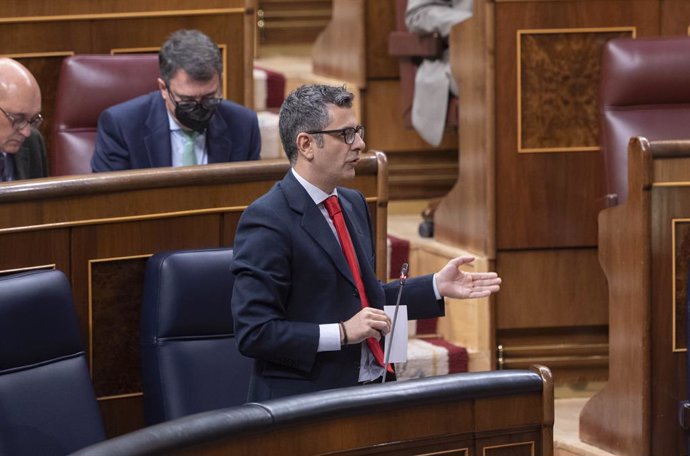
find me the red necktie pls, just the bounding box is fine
[323,195,393,373]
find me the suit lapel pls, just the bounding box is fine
[281,172,356,287]
[143,94,174,168]
[206,108,232,163]
[10,147,27,180]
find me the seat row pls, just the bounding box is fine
[0,248,250,456]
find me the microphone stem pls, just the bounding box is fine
[382,268,407,384]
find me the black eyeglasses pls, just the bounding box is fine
[165,83,222,113]
[0,105,43,131]
[306,125,365,145]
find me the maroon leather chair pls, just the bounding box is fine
[51,54,160,176]
[600,36,690,205]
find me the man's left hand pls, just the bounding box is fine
[436,256,501,299]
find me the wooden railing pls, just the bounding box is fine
[0,153,387,437]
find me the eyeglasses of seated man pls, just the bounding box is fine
[0,105,43,131]
[164,82,223,134]
[164,83,222,113]
[306,125,365,145]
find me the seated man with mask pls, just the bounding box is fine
[91,29,260,172]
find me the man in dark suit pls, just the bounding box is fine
[231,84,501,401]
[0,58,48,181]
[91,29,260,172]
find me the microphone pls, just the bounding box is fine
[382,262,409,383]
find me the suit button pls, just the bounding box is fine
[353,289,359,297]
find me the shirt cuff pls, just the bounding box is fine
[432,273,442,300]
[318,323,342,352]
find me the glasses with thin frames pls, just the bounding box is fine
[165,83,222,113]
[306,125,365,145]
[0,105,43,131]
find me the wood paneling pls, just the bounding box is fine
[364,79,458,198]
[257,0,332,45]
[496,249,607,329]
[661,0,690,35]
[0,153,388,437]
[365,0,399,80]
[493,1,658,250]
[518,28,633,152]
[364,80,458,152]
[312,0,366,87]
[497,326,608,384]
[0,0,242,16]
[432,0,689,393]
[434,1,495,256]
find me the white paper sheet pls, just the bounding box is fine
[383,305,408,363]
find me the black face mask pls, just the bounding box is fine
[166,82,221,133]
[175,104,217,134]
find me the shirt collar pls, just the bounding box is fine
[166,109,184,131]
[167,110,206,140]
[291,168,338,205]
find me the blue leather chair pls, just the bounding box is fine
[0,270,106,456]
[140,248,252,425]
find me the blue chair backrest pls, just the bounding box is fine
[0,270,106,456]
[141,248,252,425]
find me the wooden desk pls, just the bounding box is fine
[72,367,554,456]
[0,153,388,437]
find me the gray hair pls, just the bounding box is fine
[159,29,222,85]
[278,84,354,163]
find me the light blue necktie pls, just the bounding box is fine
[181,130,198,166]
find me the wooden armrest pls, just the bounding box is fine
[388,31,444,58]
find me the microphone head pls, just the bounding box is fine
[400,263,409,283]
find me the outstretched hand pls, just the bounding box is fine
[436,256,501,299]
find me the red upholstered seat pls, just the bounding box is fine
[51,54,160,176]
[601,37,690,205]
[253,65,286,110]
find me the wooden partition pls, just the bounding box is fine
[428,0,690,385]
[0,0,256,155]
[256,0,332,46]
[579,138,690,455]
[0,153,388,438]
[311,0,458,200]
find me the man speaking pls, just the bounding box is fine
[231,84,501,401]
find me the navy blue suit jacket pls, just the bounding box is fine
[91,91,260,172]
[230,171,444,401]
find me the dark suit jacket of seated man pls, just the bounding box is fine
[91,90,260,172]
[10,129,48,179]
